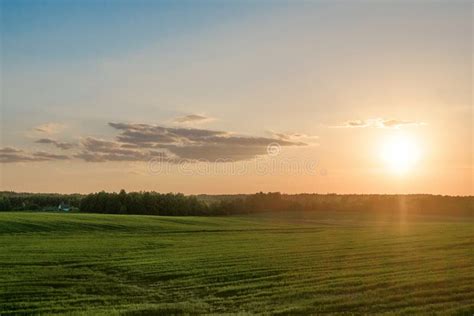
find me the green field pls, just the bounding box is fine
[0,211,473,315]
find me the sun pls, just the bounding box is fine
[380,134,421,174]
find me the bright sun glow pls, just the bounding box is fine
[380,134,421,174]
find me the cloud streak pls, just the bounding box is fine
[35,138,76,150]
[33,123,66,135]
[332,118,426,129]
[173,114,215,124]
[74,137,170,162]
[0,147,69,163]
[269,131,319,143]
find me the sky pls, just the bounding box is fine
[0,0,472,195]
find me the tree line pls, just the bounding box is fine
[0,191,472,217]
[0,191,82,212]
[80,190,210,215]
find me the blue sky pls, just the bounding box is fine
[2,0,265,65]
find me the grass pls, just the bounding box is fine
[0,211,473,315]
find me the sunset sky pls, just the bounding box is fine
[1,1,472,195]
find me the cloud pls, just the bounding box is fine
[173,114,215,124]
[74,137,170,162]
[35,138,75,150]
[33,123,66,135]
[98,122,307,162]
[380,119,425,128]
[336,120,370,128]
[164,144,267,161]
[269,131,319,142]
[332,118,426,129]
[0,147,70,163]
[108,122,228,146]
[3,122,310,163]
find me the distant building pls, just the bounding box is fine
[58,202,70,212]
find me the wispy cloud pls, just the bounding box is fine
[268,130,319,143]
[331,118,426,129]
[380,119,425,128]
[35,138,76,150]
[33,123,66,135]
[109,122,229,146]
[0,147,70,163]
[173,114,215,124]
[74,137,169,162]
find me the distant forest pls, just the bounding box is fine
[0,191,472,217]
